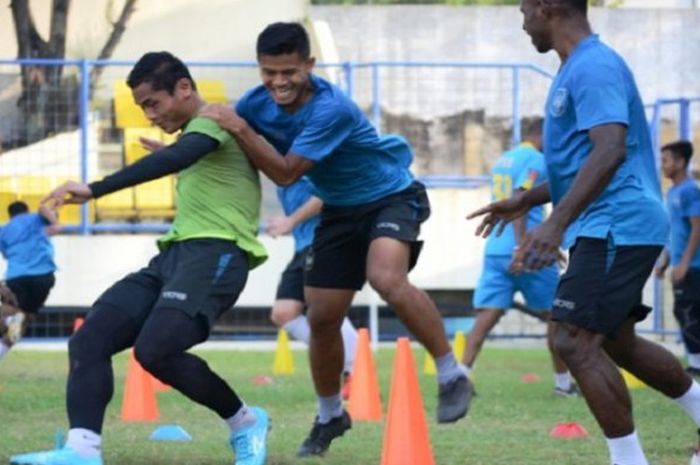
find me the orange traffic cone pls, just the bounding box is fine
[121,350,159,422]
[381,338,435,465]
[72,317,84,333]
[347,328,382,422]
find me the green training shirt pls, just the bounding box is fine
[158,116,267,269]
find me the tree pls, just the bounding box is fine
[8,0,137,147]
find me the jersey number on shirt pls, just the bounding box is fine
[492,174,513,201]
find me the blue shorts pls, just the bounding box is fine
[473,255,559,311]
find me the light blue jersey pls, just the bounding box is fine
[668,178,700,267]
[485,142,548,256]
[543,34,668,248]
[236,73,413,206]
[0,213,56,280]
[278,177,320,252]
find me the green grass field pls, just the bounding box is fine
[0,346,694,465]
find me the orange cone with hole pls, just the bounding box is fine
[381,338,435,465]
[121,350,159,422]
[347,328,382,422]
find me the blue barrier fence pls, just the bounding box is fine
[0,58,695,339]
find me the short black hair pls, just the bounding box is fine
[8,201,28,218]
[547,0,587,15]
[257,22,310,59]
[127,51,196,94]
[662,140,694,167]
[522,117,543,138]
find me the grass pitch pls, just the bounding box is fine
[0,345,694,465]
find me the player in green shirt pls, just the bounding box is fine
[10,52,269,465]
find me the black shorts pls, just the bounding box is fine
[552,237,662,337]
[673,268,700,304]
[93,239,249,330]
[6,272,55,314]
[305,181,430,290]
[275,246,308,302]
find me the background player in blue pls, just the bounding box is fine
[470,1,700,464]
[0,200,58,364]
[202,21,471,457]
[656,140,700,376]
[465,118,575,397]
[267,177,358,399]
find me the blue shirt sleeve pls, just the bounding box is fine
[683,186,700,218]
[571,61,629,132]
[234,96,248,120]
[289,103,355,162]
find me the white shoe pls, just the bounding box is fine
[5,312,25,345]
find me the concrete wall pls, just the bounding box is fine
[312,5,700,109]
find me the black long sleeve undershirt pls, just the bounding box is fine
[88,132,219,198]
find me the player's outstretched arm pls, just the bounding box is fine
[511,124,627,273]
[90,133,218,199]
[41,181,93,207]
[468,183,550,238]
[266,196,322,237]
[200,103,313,186]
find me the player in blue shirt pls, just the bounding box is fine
[202,22,471,456]
[466,118,575,397]
[656,140,700,376]
[470,2,700,464]
[267,177,358,400]
[0,200,58,363]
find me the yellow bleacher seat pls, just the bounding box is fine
[0,176,16,193]
[114,81,151,128]
[123,127,164,164]
[135,177,175,218]
[0,191,18,223]
[94,188,136,221]
[197,80,228,104]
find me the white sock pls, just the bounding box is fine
[435,352,467,385]
[66,428,101,458]
[318,394,343,424]
[605,431,648,465]
[226,404,256,434]
[674,380,700,426]
[554,372,572,391]
[464,364,473,379]
[282,315,310,344]
[0,341,10,361]
[340,318,357,374]
[688,353,700,369]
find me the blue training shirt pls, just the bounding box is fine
[236,73,414,206]
[277,177,320,252]
[0,212,56,280]
[485,142,548,256]
[543,34,668,248]
[667,178,700,268]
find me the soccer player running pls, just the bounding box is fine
[10,52,270,465]
[267,177,358,399]
[0,200,58,363]
[201,22,472,457]
[465,118,576,397]
[656,140,700,377]
[470,2,700,464]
